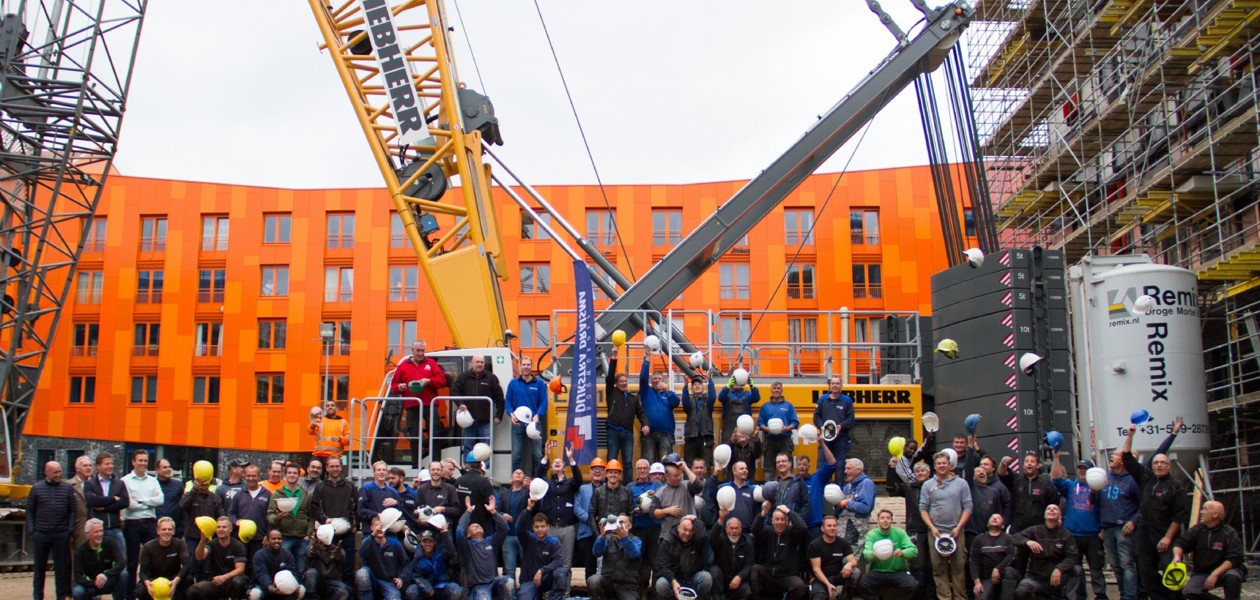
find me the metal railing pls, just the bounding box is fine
[348,391,495,481]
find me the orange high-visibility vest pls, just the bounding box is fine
[310,415,350,458]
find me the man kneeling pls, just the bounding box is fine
[1173,500,1245,600]
[809,514,859,600]
[1010,505,1078,600]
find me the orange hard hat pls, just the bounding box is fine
[591,457,606,469]
[605,460,623,472]
[548,378,566,395]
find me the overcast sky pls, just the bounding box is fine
[114,1,963,189]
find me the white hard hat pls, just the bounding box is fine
[873,538,895,561]
[472,442,492,462]
[645,335,661,352]
[427,514,447,531]
[418,469,431,483]
[1086,467,1108,491]
[798,424,820,443]
[513,406,534,423]
[752,485,764,503]
[942,448,959,470]
[415,506,435,523]
[526,422,542,440]
[379,508,403,533]
[767,418,784,435]
[921,412,940,433]
[935,535,958,556]
[1133,294,1157,315]
[650,462,666,475]
[693,494,705,512]
[689,352,705,369]
[529,478,549,501]
[713,444,732,470]
[309,406,323,418]
[732,368,749,386]
[639,492,655,512]
[716,486,736,511]
[316,523,335,546]
[736,415,755,435]
[963,247,985,268]
[330,518,351,535]
[273,570,300,595]
[456,406,475,429]
[824,484,843,505]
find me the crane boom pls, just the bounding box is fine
[309,0,510,349]
[585,2,976,350]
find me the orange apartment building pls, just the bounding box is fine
[20,166,972,476]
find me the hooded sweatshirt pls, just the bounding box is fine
[1052,476,1101,537]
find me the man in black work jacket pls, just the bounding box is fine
[654,515,711,599]
[74,518,127,600]
[1010,504,1078,600]
[998,452,1060,533]
[1173,500,1245,600]
[1121,423,1189,600]
[28,460,77,600]
[605,346,648,468]
[709,515,756,598]
[84,452,131,553]
[533,439,583,568]
[751,503,809,599]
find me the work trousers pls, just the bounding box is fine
[640,431,674,463]
[123,518,157,600]
[1135,529,1177,600]
[1068,534,1107,600]
[860,571,918,600]
[33,531,71,600]
[1184,569,1244,600]
[930,534,968,600]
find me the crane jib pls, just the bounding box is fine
[360,0,426,143]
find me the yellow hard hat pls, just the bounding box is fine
[192,460,214,484]
[611,329,626,347]
[934,339,959,359]
[237,519,258,544]
[149,577,172,600]
[195,516,217,540]
[1162,562,1187,591]
[888,436,906,457]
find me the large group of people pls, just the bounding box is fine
[25,341,1243,600]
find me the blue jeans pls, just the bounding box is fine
[282,536,309,574]
[103,527,126,556]
[72,574,121,599]
[403,582,463,600]
[466,577,514,600]
[606,425,635,467]
[517,567,569,600]
[641,431,674,462]
[461,422,492,457]
[1102,526,1137,600]
[500,535,522,583]
[305,571,352,600]
[511,422,542,474]
[357,567,402,600]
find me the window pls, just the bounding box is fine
[520,263,551,294]
[788,317,818,344]
[652,209,682,246]
[785,209,814,245]
[387,320,416,357]
[264,213,291,244]
[520,317,551,348]
[389,266,418,301]
[137,270,164,304]
[202,215,229,251]
[586,210,617,247]
[853,263,882,299]
[140,217,167,252]
[84,218,106,253]
[591,268,616,301]
[76,271,102,304]
[72,323,99,356]
[853,318,883,344]
[522,211,551,240]
[193,376,221,404]
[720,264,749,300]
[133,323,160,357]
[787,264,816,300]
[261,266,289,297]
[719,316,751,344]
[195,322,223,357]
[69,376,95,404]
[130,376,157,404]
[850,209,880,245]
[324,267,353,302]
[198,269,225,303]
[963,209,976,237]
[322,375,350,403]
[258,319,287,350]
[322,321,351,356]
[256,374,284,404]
[327,213,355,249]
[390,214,407,248]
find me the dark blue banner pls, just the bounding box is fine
[565,260,598,464]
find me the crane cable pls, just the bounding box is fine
[450,0,488,94]
[530,0,636,280]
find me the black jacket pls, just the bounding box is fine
[450,369,505,423]
[534,458,583,526]
[605,357,647,432]
[308,543,346,581]
[655,520,709,583]
[709,530,755,584]
[1123,451,1189,539]
[310,478,357,525]
[886,477,928,533]
[26,478,76,536]
[589,483,634,532]
[753,509,808,578]
[83,475,130,530]
[775,475,811,521]
[178,488,224,540]
[74,538,125,585]
[416,482,463,528]
[998,471,1059,532]
[1011,524,1076,582]
[969,531,1014,581]
[1176,523,1246,576]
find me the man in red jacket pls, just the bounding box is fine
[389,340,448,457]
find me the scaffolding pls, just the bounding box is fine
[966,0,1260,547]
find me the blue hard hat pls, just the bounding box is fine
[964,414,982,434]
[1130,409,1152,425]
[1045,430,1064,451]
[761,480,780,503]
[465,451,477,463]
